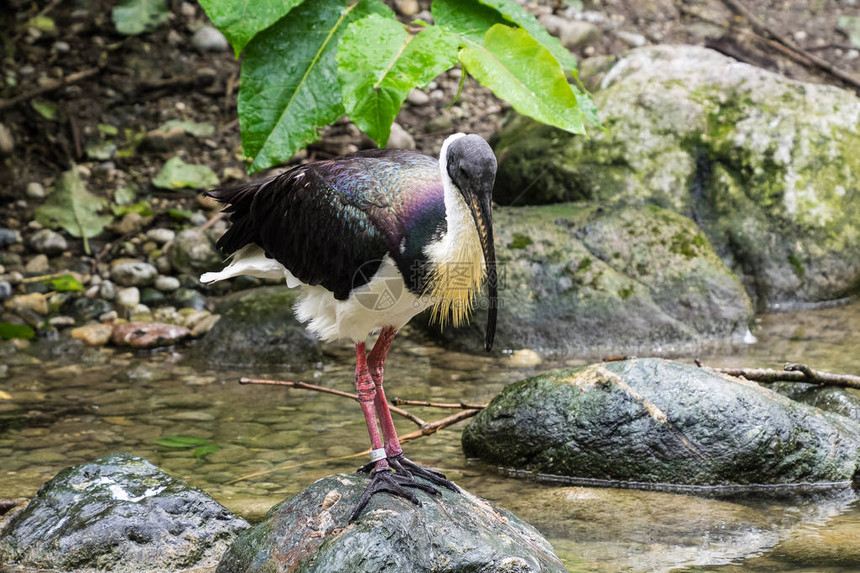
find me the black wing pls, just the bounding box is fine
[209,166,390,300]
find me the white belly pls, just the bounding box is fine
[201,248,429,343]
[295,257,430,343]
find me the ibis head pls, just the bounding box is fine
[442,134,498,352]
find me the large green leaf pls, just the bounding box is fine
[198,0,304,57]
[35,169,113,255]
[476,0,578,72]
[431,0,508,44]
[458,24,586,135]
[337,15,459,145]
[112,0,169,36]
[239,0,390,173]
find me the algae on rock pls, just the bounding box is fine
[494,45,860,307]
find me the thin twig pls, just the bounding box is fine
[705,363,860,390]
[239,377,427,427]
[0,67,101,111]
[391,397,486,410]
[399,409,481,442]
[721,0,860,91]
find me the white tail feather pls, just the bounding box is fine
[199,244,301,287]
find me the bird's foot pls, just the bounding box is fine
[350,467,440,522]
[388,454,460,493]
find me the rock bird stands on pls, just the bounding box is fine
[201,133,498,520]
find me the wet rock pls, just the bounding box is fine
[425,204,753,356]
[140,287,167,307]
[112,321,193,348]
[494,45,860,307]
[172,287,206,310]
[770,382,860,423]
[71,323,114,347]
[197,286,320,366]
[191,313,219,336]
[154,275,180,292]
[216,473,565,573]
[48,315,75,327]
[111,259,158,287]
[28,228,67,255]
[0,453,248,572]
[5,293,48,316]
[99,279,117,300]
[463,358,860,486]
[167,228,222,275]
[110,212,145,236]
[192,25,229,52]
[24,254,50,274]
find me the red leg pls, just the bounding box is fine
[367,327,459,493]
[368,326,402,458]
[354,342,389,473]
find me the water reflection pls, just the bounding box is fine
[2,302,860,572]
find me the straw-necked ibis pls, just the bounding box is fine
[201,133,497,520]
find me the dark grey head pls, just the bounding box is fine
[444,134,498,352]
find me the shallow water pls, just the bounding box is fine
[2,301,860,572]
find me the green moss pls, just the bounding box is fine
[617,285,635,300]
[507,233,533,250]
[787,253,806,279]
[576,257,592,273]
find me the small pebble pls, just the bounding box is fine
[116,286,140,315]
[154,275,181,292]
[48,316,76,327]
[99,280,117,300]
[98,310,118,322]
[0,281,12,300]
[0,228,22,248]
[191,26,229,52]
[386,122,415,150]
[71,323,113,347]
[29,229,67,255]
[146,228,175,245]
[407,89,430,106]
[25,182,46,199]
[52,40,70,53]
[24,254,50,274]
[111,260,158,287]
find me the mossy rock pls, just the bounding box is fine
[197,286,321,366]
[425,203,753,356]
[217,473,566,573]
[462,358,860,486]
[494,45,860,308]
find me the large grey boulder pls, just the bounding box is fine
[462,358,860,486]
[0,453,248,572]
[217,473,566,573]
[197,286,321,366]
[426,203,753,356]
[494,45,860,308]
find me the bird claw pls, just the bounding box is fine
[349,467,440,522]
[388,454,460,493]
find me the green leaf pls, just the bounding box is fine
[112,201,153,217]
[35,168,113,255]
[112,0,169,36]
[44,274,84,292]
[193,444,220,458]
[837,16,860,49]
[168,208,195,221]
[160,120,216,138]
[459,24,586,135]
[239,0,391,173]
[114,186,137,205]
[98,123,119,137]
[432,0,508,44]
[337,15,458,145]
[198,0,305,57]
[154,435,210,448]
[476,0,577,72]
[31,100,57,120]
[0,323,35,341]
[152,157,219,190]
[574,86,602,129]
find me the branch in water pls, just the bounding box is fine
[699,363,860,390]
[239,377,427,427]
[391,397,487,410]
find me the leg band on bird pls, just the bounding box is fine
[354,342,389,472]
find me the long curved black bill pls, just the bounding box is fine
[470,194,497,351]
